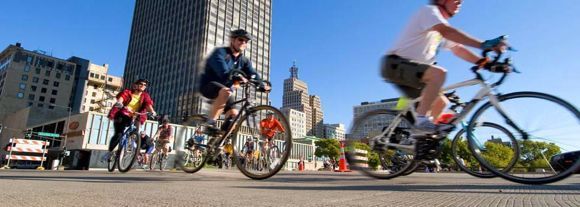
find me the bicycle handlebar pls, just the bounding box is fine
[471,39,519,87]
[229,69,272,92]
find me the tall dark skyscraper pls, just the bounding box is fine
[124,0,272,120]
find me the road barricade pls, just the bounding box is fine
[2,138,49,170]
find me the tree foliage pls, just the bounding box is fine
[315,139,340,160]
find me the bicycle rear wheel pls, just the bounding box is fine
[452,122,518,178]
[347,109,416,179]
[468,92,580,184]
[118,131,140,173]
[234,105,292,180]
[178,115,210,173]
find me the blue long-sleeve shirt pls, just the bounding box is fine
[200,47,261,87]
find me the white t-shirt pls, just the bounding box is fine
[387,5,458,64]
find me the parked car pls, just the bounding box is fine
[550,150,580,173]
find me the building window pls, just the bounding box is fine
[28,94,35,100]
[90,73,94,78]
[35,68,41,74]
[32,77,39,83]
[65,75,70,81]
[49,98,55,104]
[51,90,57,95]
[89,107,94,111]
[37,103,44,108]
[92,92,96,97]
[108,77,113,82]
[93,85,98,89]
[19,83,26,90]
[100,76,105,80]
[53,81,59,87]
[56,73,61,79]
[39,96,45,102]
[43,79,49,85]
[21,75,28,81]
[31,85,37,91]
[24,65,30,72]
[28,102,33,106]
[17,92,24,99]
[45,70,51,76]
[48,105,55,109]
[41,88,47,93]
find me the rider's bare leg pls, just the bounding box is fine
[209,88,232,121]
[417,66,447,119]
[430,95,449,120]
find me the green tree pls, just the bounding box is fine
[519,140,561,171]
[480,142,515,169]
[315,139,340,161]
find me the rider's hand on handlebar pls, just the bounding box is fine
[113,102,124,109]
[481,36,510,53]
[484,62,512,73]
[257,81,271,93]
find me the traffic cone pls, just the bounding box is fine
[335,141,351,172]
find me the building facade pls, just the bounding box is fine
[68,57,123,114]
[351,98,400,138]
[0,43,76,127]
[309,95,324,137]
[282,63,318,136]
[123,0,272,122]
[324,123,345,141]
[281,107,306,139]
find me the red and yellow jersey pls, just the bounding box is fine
[259,118,285,138]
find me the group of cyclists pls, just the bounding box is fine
[104,0,512,172]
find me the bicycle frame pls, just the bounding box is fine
[380,73,527,151]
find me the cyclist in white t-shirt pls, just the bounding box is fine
[381,0,510,137]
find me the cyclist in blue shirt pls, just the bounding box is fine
[199,29,269,135]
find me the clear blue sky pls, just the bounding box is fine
[1,0,578,127]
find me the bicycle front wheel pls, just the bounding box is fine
[468,92,580,184]
[234,105,292,180]
[107,152,117,172]
[347,109,416,179]
[452,122,519,178]
[118,131,140,173]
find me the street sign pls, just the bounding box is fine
[37,132,61,138]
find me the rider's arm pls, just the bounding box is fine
[432,24,482,49]
[241,58,261,81]
[450,44,481,64]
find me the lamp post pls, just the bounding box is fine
[50,104,72,170]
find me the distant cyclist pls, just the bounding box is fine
[259,112,285,150]
[103,79,157,161]
[139,131,154,169]
[153,115,173,157]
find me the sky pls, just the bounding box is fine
[1,0,579,127]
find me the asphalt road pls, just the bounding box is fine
[0,169,579,207]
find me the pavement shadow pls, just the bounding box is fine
[234,184,580,195]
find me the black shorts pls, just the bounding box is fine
[200,81,236,112]
[381,55,430,98]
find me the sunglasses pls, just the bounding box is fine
[136,83,147,86]
[236,38,249,43]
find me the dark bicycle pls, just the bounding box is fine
[178,70,292,180]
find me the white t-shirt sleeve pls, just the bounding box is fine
[418,6,449,31]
